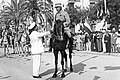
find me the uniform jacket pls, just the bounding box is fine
[29,31,50,54]
[55,10,70,27]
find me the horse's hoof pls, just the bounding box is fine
[70,68,73,72]
[64,69,67,72]
[52,73,57,78]
[61,73,65,78]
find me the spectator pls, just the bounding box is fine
[94,32,98,52]
[85,32,91,51]
[111,28,117,53]
[104,30,111,54]
[75,22,82,51]
[116,29,120,52]
[101,29,106,53]
[97,32,103,52]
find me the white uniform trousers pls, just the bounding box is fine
[32,54,41,76]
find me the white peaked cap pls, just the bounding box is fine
[28,22,35,29]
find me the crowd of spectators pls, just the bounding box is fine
[74,22,120,54]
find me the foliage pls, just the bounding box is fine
[1,0,28,30]
[95,0,120,29]
[107,0,120,26]
[65,6,79,24]
[25,0,53,25]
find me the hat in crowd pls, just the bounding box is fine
[55,3,62,8]
[28,22,35,29]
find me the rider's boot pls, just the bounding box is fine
[61,70,65,78]
[52,68,58,78]
[64,62,68,72]
[70,64,73,72]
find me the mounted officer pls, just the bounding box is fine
[54,3,71,37]
[51,3,73,78]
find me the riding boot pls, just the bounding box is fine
[61,61,65,77]
[69,55,73,72]
[64,62,68,72]
[64,51,68,72]
[52,67,58,78]
[70,61,73,72]
[61,70,65,78]
[52,61,58,78]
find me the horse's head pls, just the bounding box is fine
[53,20,65,41]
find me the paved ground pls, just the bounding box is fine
[0,48,120,80]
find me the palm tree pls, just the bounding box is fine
[24,0,53,27]
[2,0,28,31]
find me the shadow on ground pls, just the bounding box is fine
[0,75,11,79]
[41,56,98,80]
[41,62,86,80]
[104,66,120,71]
[93,76,100,80]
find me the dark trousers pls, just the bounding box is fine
[105,42,111,53]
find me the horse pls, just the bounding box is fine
[52,20,73,78]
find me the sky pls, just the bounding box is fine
[0,0,11,4]
[52,0,90,15]
[0,0,90,8]
[52,0,90,9]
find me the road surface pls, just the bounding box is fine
[0,49,120,80]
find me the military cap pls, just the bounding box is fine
[55,3,62,8]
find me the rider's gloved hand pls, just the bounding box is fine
[50,30,53,34]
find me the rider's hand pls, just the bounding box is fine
[50,30,53,34]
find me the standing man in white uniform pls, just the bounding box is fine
[29,22,50,78]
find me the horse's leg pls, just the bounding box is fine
[64,34,69,72]
[52,50,59,78]
[69,48,73,72]
[64,50,68,72]
[69,37,73,72]
[60,50,65,77]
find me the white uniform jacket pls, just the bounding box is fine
[29,31,50,54]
